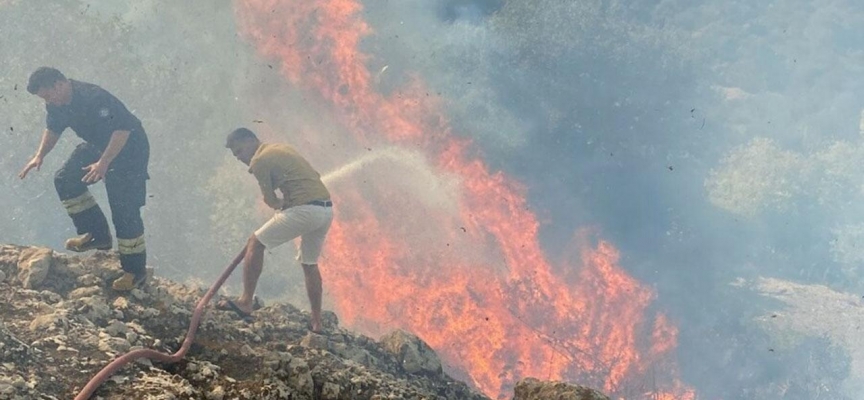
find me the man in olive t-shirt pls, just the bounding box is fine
[218,128,333,333]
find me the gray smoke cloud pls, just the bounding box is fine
[359,0,864,397]
[2,0,864,398]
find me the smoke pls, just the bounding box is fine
[2,0,864,397]
[330,0,864,397]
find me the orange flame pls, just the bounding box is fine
[233,1,695,398]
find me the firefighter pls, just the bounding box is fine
[219,127,333,332]
[19,67,150,291]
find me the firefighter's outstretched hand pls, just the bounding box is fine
[18,156,43,179]
[82,161,108,183]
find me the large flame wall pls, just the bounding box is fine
[233,1,694,398]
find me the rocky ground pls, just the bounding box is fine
[0,245,609,400]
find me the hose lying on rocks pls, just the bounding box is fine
[74,247,247,400]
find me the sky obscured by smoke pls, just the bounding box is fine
[2,0,864,398]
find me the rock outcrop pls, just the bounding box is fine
[512,378,611,400]
[0,244,488,400]
[379,330,443,377]
[0,244,610,400]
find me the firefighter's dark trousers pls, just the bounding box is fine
[55,142,148,275]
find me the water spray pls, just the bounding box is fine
[320,146,427,185]
[321,146,459,211]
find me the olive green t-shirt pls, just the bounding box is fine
[248,143,330,209]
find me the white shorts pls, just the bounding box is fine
[254,204,334,265]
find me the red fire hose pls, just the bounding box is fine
[74,247,247,400]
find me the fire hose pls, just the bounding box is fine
[74,247,247,400]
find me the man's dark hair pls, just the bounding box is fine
[226,127,259,147]
[27,67,66,94]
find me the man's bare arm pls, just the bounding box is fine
[98,130,130,166]
[82,130,130,183]
[19,130,60,179]
[252,161,285,210]
[36,129,60,158]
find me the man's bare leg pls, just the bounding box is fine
[302,263,323,332]
[234,234,265,313]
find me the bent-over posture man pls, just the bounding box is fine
[220,128,333,332]
[18,67,150,291]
